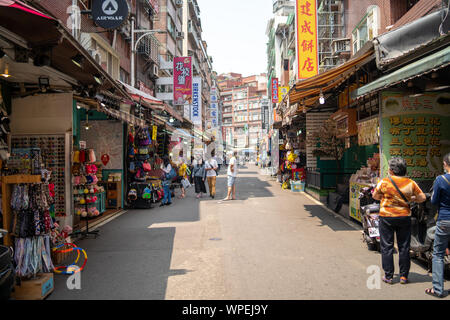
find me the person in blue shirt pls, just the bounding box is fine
[426,153,450,298]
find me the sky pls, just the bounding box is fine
[197,0,273,77]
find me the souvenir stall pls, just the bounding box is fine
[126,124,165,209]
[279,127,306,192]
[72,103,126,233]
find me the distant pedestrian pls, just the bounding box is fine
[205,151,218,199]
[223,151,238,201]
[193,158,207,199]
[372,157,426,284]
[426,153,450,298]
[161,156,173,207]
[178,158,189,199]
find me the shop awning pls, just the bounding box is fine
[119,81,164,109]
[287,50,374,106]
[0,0,54,20]
[100,105,147,128]
[353,45,450,99]
[0,2,130,98]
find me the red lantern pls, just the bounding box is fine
[101,154,110,166]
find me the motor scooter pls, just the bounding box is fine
[359,185,381,251]
[409,193,450,274]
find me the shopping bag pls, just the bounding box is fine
[181,178,191,189]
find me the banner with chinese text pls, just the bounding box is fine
[278,86,290,103]
[210,87,218,128]
[295,0,319,80]
[271,78,279,103]
[173,57,192,106]
[380,91,450,181]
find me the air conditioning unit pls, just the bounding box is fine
[176,31,184,39]
[175,0,183,8]
[151,64,159,78]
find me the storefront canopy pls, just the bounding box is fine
[100,105,147,128]
[119,81,164,109]
[353,45,450,100]
[287,50,374,106]
[0,1,129,98]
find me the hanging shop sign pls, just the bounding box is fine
[191,77,202,125]
[357,117,379,146]
[92,0,130,30]
[210,87,218,128]
[380,91,450,181]
[173,57,192,106]
[152,125,157,141]
[295,0,319,80]
[271,78,279,103]
[278,86,290,103]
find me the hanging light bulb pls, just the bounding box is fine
[85,112,90,130]
[1,63,10,78]
[319,90,325,104]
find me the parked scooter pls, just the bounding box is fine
[409,193,450,274]
[359,185,381,251]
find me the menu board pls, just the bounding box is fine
[380,91,450,180]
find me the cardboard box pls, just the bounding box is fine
[12,273,54,300]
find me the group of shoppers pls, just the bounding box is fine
[372,153,450,298]
[159,151,239,203]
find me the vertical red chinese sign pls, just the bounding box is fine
[295,0,319,80]
[173,57,192,105]
[272,78,279,104]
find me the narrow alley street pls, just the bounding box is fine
[50,164,439,300]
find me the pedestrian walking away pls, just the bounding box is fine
[223,151,238,201]
[205,152,218,199]
[372,157,426,284]
[426,153,450,298]
[178,158,189,199]
[193,157,207,199]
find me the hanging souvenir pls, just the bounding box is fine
[101,154,110,166]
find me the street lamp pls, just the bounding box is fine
[130,17,166,87]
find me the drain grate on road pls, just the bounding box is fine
[209,237,222,241]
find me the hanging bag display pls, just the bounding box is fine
[142,161,151,172]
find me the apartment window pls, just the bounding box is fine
[90,37,120,80]
[234,103,246,111]
[167,15,177,40]
[157,84,173,93]
[233,91,247,100]
[120,68,130,84]
[352,6,379,54]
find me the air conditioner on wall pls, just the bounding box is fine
[152,64,159,78]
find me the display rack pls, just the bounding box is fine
[1,174,42,246]
[72,189,100,239]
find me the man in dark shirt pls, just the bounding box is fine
[426,153,450,298]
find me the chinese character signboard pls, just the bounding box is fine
[210,87,218,128]
[380,91,450,181]
[191,77,202,125]
[295,0,318,80]
[278,86,289,103]
[358,117,379,146]
[271,78,279,103]
[173,57,192,105]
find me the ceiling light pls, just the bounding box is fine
[0,63,10,78]
[100,102,106,107]
[169,117,174,123]
[71,54,84,68]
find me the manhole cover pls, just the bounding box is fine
[209,237,222,241]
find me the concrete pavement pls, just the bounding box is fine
[49,164,445,300]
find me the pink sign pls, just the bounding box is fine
[173,57,192,105]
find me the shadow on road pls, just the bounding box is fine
[303,204,356,232]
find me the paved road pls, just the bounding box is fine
[50,164,445,300]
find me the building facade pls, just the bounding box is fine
[218,73,267,157]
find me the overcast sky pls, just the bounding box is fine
[197,0,273,77]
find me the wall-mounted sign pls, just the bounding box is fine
[191,77,202,125]
[173,57,192,106]
[278,86,289,103]
[271,78,279,103]
[295,0,319,80]
[92,0,130,30]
